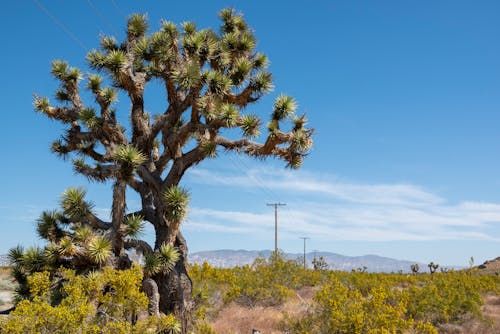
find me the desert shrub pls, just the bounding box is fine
[0,265,180,333]
[406,271,498,325]
[286,275,437,334]
[231,253,325,306]
[191,252,327,308]
[190,262,238,320]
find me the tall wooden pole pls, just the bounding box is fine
[267,203,286,254]
[299,237,310,269]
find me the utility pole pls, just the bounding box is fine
[299,237,310,269]
[267,203,286,254]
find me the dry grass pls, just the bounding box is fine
[482,293,500,324]
[211,304,284,334]
[0,267,11,276]
[209,287,313,334]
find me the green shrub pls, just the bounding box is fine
[286,275,436,334]
[406,271,494,325]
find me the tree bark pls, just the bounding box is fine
[142,278,160,316]
[154,226,193,333]
[111,180,126,257]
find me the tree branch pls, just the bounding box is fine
[124,239,154,255]
[74,163,116,182]
[87,212,112,230]
[136,165,161,193]
[223,85,258,107]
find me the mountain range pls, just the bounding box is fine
[188,249,435,273]
[0,250,462,273]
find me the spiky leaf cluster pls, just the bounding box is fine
[124,214,145,239]
[8,246,47,302]
[60,187,94,221]
[113,145,147,180]
[143,243,180,277]
[87,236,112,264]
[163,186,190,223]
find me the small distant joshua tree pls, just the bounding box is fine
[410,263,420,274]
[468,256,475,271]
[428,262,439,274]
[353,266,368,273]
[312,255,329,271]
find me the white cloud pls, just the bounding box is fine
[188,168,443,206]
[185,167,500,242]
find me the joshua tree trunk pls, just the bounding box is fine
[111,180,126,256]
[155,230,193,333]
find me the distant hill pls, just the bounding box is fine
[477,257,500,274]
[188,249,428,273]
[0,255,8,267]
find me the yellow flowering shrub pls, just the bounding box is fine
[190,253,326,309]
[0,265,180,334]
[287,276,436,333]
[406,271,497,325]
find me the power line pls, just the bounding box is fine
[267,202,286,254]
[109,0,126,19]
[231,155,299,225]
[227,155,277,202]
[87,0,118,36]
[32,0,88,51]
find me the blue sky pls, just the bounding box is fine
[1,1,499,266]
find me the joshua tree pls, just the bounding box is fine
[27,8,313,332]
[312,255,329,271]
[428,262,439,274]
[410,263,419,274]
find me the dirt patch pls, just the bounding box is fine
[0,268,14,312]
[482,293,500,321]
[209,294,310,334]
[211,304,284,334]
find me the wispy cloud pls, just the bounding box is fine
[188,168,443,206]
[185,167,500,242]
[0,204,46,225]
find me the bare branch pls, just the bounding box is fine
[87,212,112,230]
[223,85,258,106]
[136,165,161,193]
[124,239,154,255]
[74,162,116,182]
